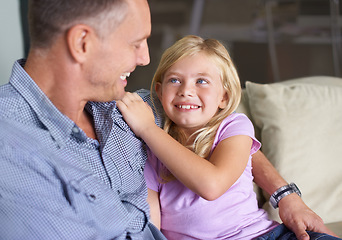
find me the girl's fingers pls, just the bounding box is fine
[120,92,144,106]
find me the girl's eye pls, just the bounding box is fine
[197,78,208,84]
[170,78,180,83]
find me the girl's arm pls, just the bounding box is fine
[147,189,161,229]
[117,92,252,200]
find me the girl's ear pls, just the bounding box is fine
[219,92,229,109]
[155,82,163,100]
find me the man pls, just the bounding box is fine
[0,0,336,239]
[0,0,163,239]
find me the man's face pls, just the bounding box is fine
[87,0,151,102]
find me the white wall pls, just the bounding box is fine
[0,1,24,86]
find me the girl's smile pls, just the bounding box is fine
[175,103,200,110]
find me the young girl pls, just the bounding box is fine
[117,36,339,240]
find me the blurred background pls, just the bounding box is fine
[1,0,341,91]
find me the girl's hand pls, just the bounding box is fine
[116,92,156,138]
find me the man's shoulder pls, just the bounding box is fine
[0,84,50,154]
[0,83,34,123]
[0,117,44,147]
[0,118,51,167]
[135,89,164,128]
[0,83,20,99]
[135,89,150,101]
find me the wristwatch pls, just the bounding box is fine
[269,183,301,209]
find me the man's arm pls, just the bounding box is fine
[0,152,100,239]
[0,120,130,239]
[251,150,287,195]
[252,150,338,240]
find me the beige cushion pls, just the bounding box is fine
[237,89,262,141]
[245,76,342,224]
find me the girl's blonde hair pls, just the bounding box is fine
[151,35,241,181]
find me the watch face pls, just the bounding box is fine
[290,183,302,196]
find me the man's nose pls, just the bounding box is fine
[137,40,150,66]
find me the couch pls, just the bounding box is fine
[235,76,342,237]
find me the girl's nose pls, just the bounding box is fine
[178,82,195,97]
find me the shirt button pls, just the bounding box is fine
[138,166,144,174]
[87,194,96,202]
[72,127,80,134]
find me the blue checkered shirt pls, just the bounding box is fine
[0,59,165,239]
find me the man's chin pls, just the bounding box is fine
[94,87,127,103]
[111,90,127,102]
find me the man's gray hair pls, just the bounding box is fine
[28,0,128,48]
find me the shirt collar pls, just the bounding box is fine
[87,101,131,133]
[10,59,83,148]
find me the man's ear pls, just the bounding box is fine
[66,24,93,63]
[219,92,229,109]
[155,82,163,101]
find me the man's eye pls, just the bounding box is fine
[134,41,143,49]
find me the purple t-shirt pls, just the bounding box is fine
[144,113,279,239]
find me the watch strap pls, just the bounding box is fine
[269,183,301,209]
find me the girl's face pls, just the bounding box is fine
[156,53,228,136]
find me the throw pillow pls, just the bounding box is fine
[246,78,342,224]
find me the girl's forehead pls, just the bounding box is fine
[170,52,217,68]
